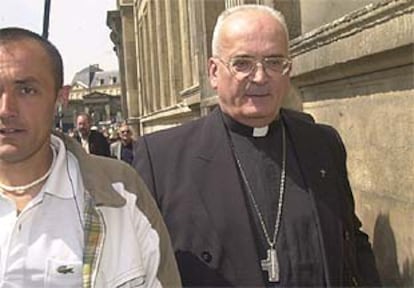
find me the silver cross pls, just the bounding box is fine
[260,248,280,282]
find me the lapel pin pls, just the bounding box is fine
[320,169,327,178]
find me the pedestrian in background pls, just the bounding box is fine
[75,112,110,157]
[134,5,380,287]
[110,122,136,165]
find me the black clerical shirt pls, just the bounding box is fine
[222,112,326,287]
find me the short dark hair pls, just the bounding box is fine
[0,27,64,91]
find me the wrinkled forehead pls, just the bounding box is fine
[0,43,22,71]
[0,38,48,58]
[219,11,288,55]
[0,40,51,78]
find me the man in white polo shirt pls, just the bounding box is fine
[0,27,180,287]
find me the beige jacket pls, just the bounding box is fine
[61,133,181,287]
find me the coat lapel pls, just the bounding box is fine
[193,109,264,285]
[282,110,343,284]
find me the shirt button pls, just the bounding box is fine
[345,230,350,241]
[201,251,212,263]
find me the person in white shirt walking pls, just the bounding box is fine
[0,27,180,288]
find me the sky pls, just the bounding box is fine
[0,0,118,84]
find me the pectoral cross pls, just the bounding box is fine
[261,248,279,282]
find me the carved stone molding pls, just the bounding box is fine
[290,0,413,57]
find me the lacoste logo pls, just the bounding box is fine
[57,265,74,274]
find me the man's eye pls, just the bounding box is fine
[20,86,37,95]
[231,59,254,72]
[265,58,284,68]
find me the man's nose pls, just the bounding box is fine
[249,62,268,84]
[0,91,19,118]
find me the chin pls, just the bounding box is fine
[0,151,21,163]
[242,105,279,120]
[244,106,274,117]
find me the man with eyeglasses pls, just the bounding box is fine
[110,123,136,165]
[134,4,380,287]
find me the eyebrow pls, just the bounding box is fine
[14,77,39,85]
[232,53,287,59]
[231,54,256,59]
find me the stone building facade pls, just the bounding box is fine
[107,0,413,285]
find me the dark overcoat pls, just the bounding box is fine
[134,108,380,287]
[75,130,110,157]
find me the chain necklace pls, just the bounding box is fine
[228,119,286,283]
[0,147,56,194]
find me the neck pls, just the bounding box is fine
[0,146,54,191]
[80,133,89,139]
[227,114,280,128]
[219,107,281,128]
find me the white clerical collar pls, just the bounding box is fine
[252,126,269,137]
[221,111,276,138]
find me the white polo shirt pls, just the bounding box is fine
[0,136,84,287]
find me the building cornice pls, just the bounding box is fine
[290,0,413,57]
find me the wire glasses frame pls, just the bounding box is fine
[216,56,292,81]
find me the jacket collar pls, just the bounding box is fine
[54,132,126,207]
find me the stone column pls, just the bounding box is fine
[165,0,184,106]
[154,0,169,109]
[107,10,127,117]
[178,0,193,90]
[187,0,200,87]
[141,6,152,115]
[148,0,160,111]
[120,4,139,121]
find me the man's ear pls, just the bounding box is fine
[208,57,219,90]
[56,85,71,108]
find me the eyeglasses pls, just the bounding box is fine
[120,130,130,134]
[216,56,291,80]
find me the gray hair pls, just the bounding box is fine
[211,5,289,57]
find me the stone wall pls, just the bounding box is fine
[291,0,413,285]
[304,90,413,285]
[299,0,383,33]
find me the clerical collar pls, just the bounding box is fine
[221,112,280,138]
